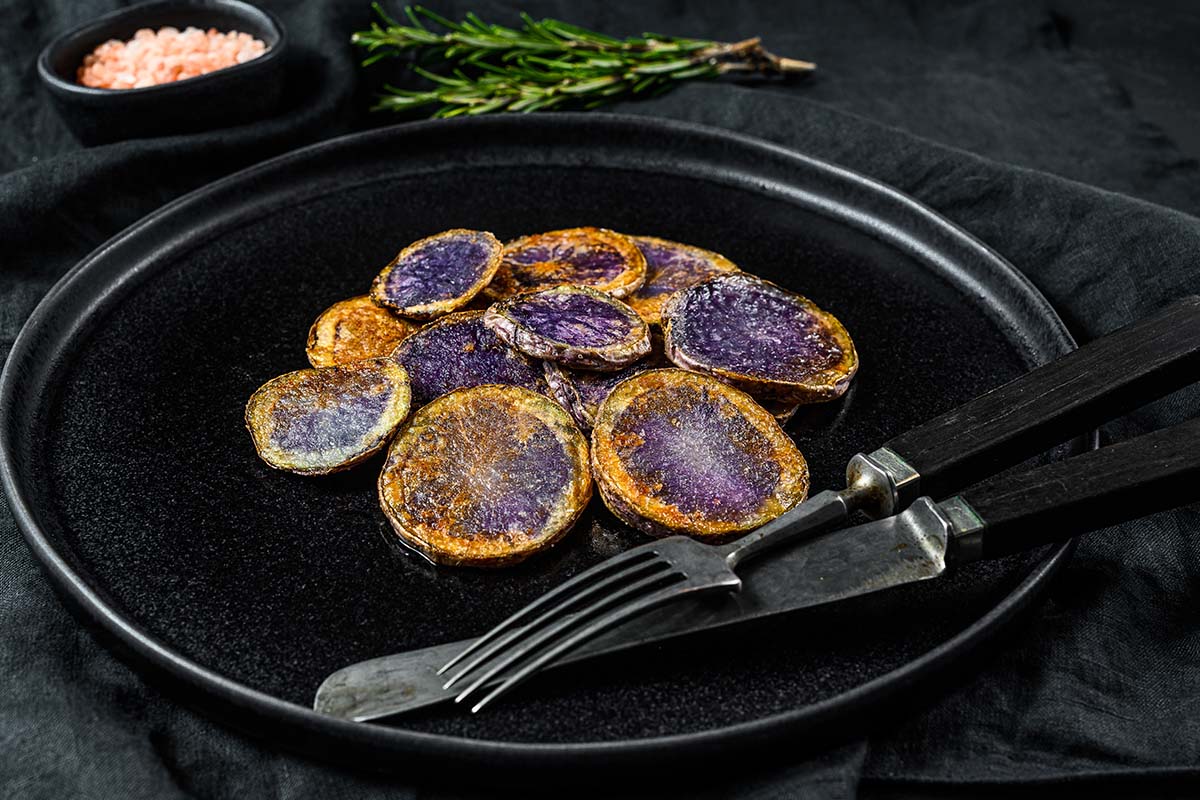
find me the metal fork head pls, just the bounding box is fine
[441,552,678,692]
[438,535,742,711]
[437,539,668,679]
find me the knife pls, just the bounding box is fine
[315,297,1200,721]
[318,413,1200,720]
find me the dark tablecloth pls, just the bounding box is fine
[3,1,1199,797]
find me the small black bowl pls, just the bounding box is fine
[37,0,287,145]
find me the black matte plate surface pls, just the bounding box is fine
[0,114,1077,769]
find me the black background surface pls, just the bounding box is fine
[2,1,1199,798]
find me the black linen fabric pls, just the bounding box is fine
[2,1,1199,797]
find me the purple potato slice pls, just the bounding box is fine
[245,358,411,475]
[370,229,502,319]
[305,295,420,368]
[390,310,548,408]
[625,235,740,326]
[591,369,809,541]
[662,273,858,403]
[543,344,667,431]
[484,284,651,370]
[378,384,592,567]
[487,227,647,300]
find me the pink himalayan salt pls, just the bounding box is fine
[77,26,267,90]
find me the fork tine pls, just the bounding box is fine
[468,582,694,713]
[436,543,661,676]
[442,555,673,690]
[453,568,685,706]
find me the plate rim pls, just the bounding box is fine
[0,112,1079,768]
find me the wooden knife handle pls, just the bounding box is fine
[949,416,1200,560]
[884,296,1200,501]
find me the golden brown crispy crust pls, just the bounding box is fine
[624,235,740,326]
[370,229,503,319]
[245,359,412,476]
[661,274,859,404]
[378,384,592,567]
[305,296,420,368]
[591,369,809,541]
[486,227,647,300]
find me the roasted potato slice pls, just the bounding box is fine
[370,229,502,319]
[245,359,411,475]
[662,273,858,404]
[306,295,419,368]
[484,284,650,370]
[379,384,592,567]
[487,227,647,300]
[591,369,808,541]
[391,310,548,408]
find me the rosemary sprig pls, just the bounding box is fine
[352,4,815,118]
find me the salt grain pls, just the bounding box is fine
[76,26,267,89]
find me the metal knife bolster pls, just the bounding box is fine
[937,496,987,563]
[899,495,990,566]
[845,447,922,518]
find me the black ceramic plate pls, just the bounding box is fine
[0,114,1079,771]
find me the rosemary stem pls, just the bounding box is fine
[355,5,815,117]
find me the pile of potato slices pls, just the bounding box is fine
[245,227,858,567]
